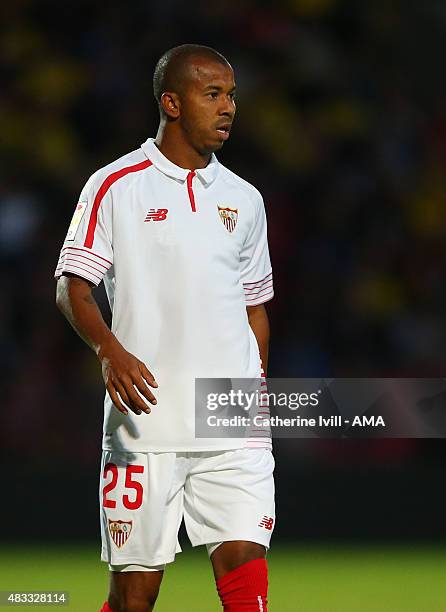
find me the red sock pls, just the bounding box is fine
[216,558,268,611]
[100,603,113,612]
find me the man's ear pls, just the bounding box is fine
[160,92,180,119]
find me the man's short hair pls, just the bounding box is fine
[153,44,230,114]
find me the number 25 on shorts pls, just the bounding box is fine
[102,463,144,510]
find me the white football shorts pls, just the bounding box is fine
[99,448,275,568]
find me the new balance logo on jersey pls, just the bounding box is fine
[258,516,274,530]
[144,209,168,222]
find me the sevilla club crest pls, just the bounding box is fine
[108,519,133,548]
[218,205,238,233]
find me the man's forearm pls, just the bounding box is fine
[56,274,157,416]
[247,304,270,374]
[56,274,116,356]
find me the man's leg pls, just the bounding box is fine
[184,449,274,610]
[101,569,164,612]
[211,541,268,611]
[211,541,265,580]
[99,451,184,612]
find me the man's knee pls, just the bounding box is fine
[108,571,162,612]
[211,541,266,579]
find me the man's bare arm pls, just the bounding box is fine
[56,274,157,416]
[246,304,270,374]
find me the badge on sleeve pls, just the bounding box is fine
[66,201,87,241]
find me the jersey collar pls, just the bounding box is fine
[141,138,219,186]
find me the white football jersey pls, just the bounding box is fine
[55,138,274,452]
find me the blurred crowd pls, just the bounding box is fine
[2,0,446,466]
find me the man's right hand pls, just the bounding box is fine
[98,337,158,416]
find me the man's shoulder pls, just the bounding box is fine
[85,147,149,193]
[218,163,263,205]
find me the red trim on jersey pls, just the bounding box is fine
[245,286,274,301]
[248,296,274,307]
[60,252,108,270]
[84,159,153,248]
[186,171,197,212]
[62,246,112,266]
[56,262,102,282]
[243,272,272,286]
[244,280,273,293]
[60,257,105,275]
[245,288,274,302]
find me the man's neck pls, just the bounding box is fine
[154,124,211,170]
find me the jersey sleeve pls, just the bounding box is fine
[54,174,113,286]
[239,192,274,306]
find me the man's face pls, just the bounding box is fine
[178,58,236,155]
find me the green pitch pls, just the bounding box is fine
[1,544,445,611]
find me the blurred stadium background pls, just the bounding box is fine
[2,0,446,610]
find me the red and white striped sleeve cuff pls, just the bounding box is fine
[246,365,272,448]
[54,245,112,286]
[243,271,274,306]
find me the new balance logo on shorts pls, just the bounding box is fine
[258,516,274,530]
[144,208,168,221]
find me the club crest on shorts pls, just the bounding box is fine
[108,519,133,547]
[218,205,238,233]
